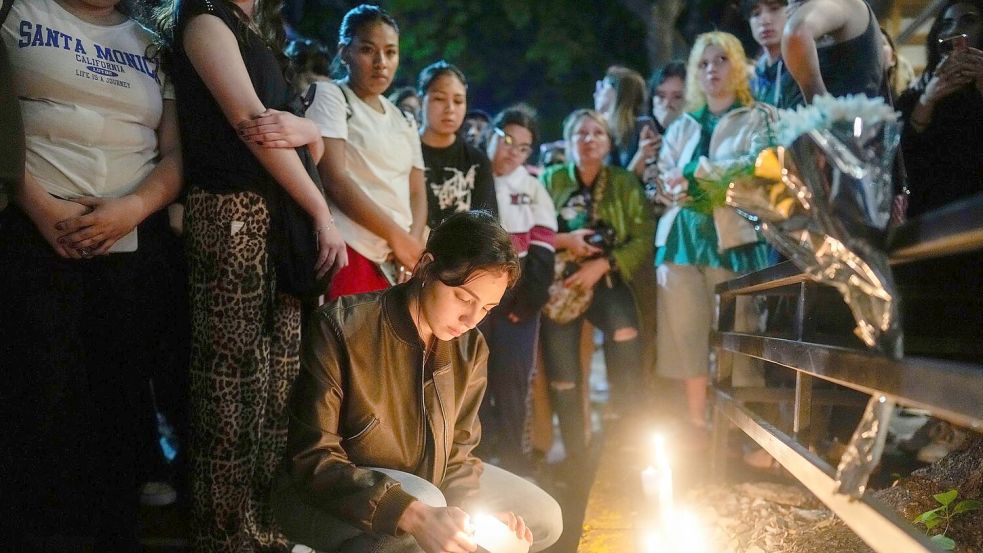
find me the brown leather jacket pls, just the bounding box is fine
[283,283,487,536]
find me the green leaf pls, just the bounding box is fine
[934,490,959,507]
[914,507,944,523]
[924,518,942,531]
[930,534,956,550]
[953,499,981,515]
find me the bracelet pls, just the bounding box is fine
[313,219,336,237]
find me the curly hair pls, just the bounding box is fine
[684,31,754,111]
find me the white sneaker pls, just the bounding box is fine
[139,481,178,507]
[291,545,315,553]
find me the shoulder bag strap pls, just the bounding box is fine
[334,81,353,121]
[1,0,14,26]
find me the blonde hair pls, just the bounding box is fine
[562,109,612,164]
[892,55,916,97]
[603,66,647,148]
[684,31,753,112]
[881,29,917,97]
[562,109,611,144]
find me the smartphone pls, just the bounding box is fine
[638,117,658,136]
[939,33,969,53]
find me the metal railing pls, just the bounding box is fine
[710,193,983,553]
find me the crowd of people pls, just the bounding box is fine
[2,0,982,552]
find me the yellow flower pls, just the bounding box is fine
[754,147,782,182]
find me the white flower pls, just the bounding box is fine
[775,94,899,146]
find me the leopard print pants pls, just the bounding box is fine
[185,189,301,553]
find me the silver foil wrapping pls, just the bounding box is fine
[834,395,895,498]
[726,118,903,357]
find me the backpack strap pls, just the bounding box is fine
[334,81,353,121]
[398,108,415,129]
[300,82,317,111]
[1,0,14,26]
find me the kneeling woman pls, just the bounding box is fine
[275,211,562,553]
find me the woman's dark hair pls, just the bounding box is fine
[491,103,539,145]
[332,4,399,78]
[925,0,983,73]
[153,0,287,55]
[647,60,687,99]
[739,0,787,20]
[414,211,520,288]
[417,60,468,97]
[388,86,418,106]
[286,38,332,78]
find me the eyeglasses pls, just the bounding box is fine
[494,127,533,156]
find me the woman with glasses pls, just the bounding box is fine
[478,105,557,474]
[654,31,774,444]
[418,61,496,230]
[539,109,655,475]
[897,0,983,216]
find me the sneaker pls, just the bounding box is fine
[139,481,178,507]
[291,545,315,553]
[916,422,967,463]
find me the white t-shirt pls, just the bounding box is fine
[305,81,424,264]
[2,0,173,200]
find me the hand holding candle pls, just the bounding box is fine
[472,513,531,553]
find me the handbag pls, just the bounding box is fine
[542,168,612,324]
[542,250,595,324]
[268,83,329,301]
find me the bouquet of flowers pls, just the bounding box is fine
[726,94,903,357]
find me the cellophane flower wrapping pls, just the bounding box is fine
[725,95,903,357]
[835,395,895,499]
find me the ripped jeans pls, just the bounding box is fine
[540,274,644,461]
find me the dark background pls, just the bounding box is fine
[285,0,760,145]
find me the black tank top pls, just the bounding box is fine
[788,2,884,106]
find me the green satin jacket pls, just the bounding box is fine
[541,162,655,281]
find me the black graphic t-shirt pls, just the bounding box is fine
[422,137,496,229]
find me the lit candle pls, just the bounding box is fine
[641,465,660,499]
[472,514,530,553]
[653,434,674,524]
